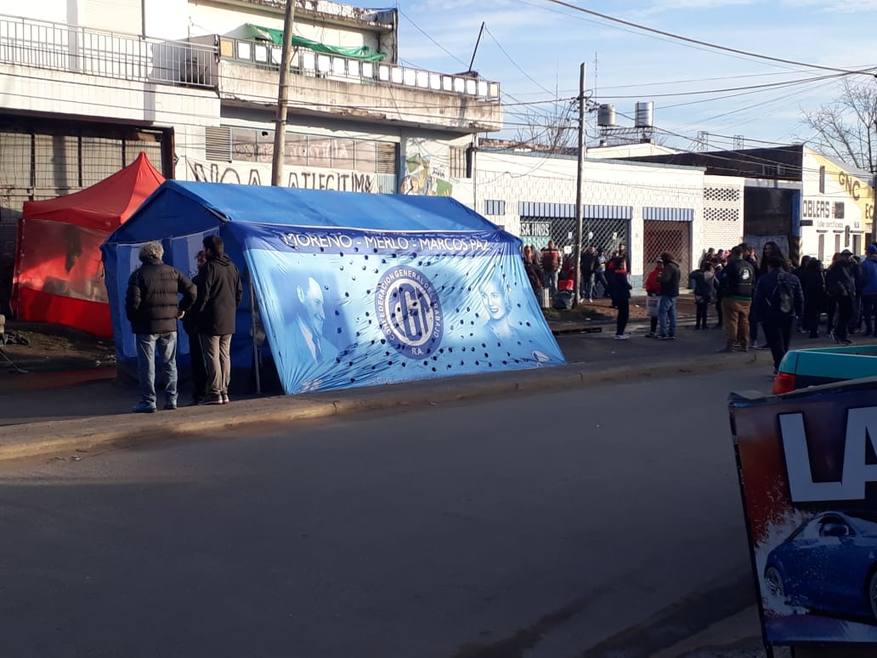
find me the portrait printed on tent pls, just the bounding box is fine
[241,224,565,394]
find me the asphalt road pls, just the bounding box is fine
[0,368,769,658]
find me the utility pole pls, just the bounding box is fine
[573,62,586,305]
[271,0,296,186]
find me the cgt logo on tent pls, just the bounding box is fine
[375,266,444,358]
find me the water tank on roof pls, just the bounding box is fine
[635,101,654,128]
[597,104,616,127]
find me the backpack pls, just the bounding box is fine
[553,290,574,310]
[768,275,795,315]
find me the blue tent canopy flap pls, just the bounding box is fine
[102,182,565,395]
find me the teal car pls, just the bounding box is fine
[773,344,877,394]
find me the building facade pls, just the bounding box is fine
[470,150,737,286]
[626,145,874,263]
[0,0,502,309]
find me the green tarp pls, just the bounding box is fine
[238,23,386,62]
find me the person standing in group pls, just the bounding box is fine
[594,247,609,299]
[799,257,825,338]
[719,245,756,352]
[644,258,663,338]
[754,254,804,374]
[183,250,209,406]
[850,254,866,334]
[657,252,680,340]
[580,245,597,302]
[826,250,857,345]
[611,253,632,340]
[714,262,725,328]
[522,245,543,300]
[125,241,196,413]
[194,235,242,405]
[860,244,877,336]
[540,240,561,300]
[700,248,715,270]
[691,262,718,329]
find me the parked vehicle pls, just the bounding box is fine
[772,344,877,394]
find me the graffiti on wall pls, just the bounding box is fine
[187,160,378,193]
[400,139,453,197]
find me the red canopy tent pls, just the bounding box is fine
[12,153,165,338]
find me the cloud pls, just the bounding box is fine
[631,0,755,17]
[780,0,877,11]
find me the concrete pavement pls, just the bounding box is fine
[0,368,767,658]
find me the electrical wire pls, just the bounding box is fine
[535,0,877,76]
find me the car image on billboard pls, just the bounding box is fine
[765,511,877,624]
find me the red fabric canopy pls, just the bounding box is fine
[22,152,165,231]
[12,153,165,337]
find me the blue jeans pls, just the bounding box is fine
[136,332,178,408]
[658,296,677,337]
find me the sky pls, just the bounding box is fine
[363,0,877,151]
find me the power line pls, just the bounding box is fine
[398,9,468,68]
[483,25,555,97]
[535,0,877,76]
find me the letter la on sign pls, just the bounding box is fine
[780,407,877,502]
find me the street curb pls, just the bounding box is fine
[0,351,758,462]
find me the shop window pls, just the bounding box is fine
[284,134,308,166]
[355,141,376,173]
[333,139,355,170]
[231,127,257,162]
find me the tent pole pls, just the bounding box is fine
[249,277,262,394]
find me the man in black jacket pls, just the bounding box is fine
[126,241,196,413]
[719,245,757,352]
[657,252,680,340]
[194,235,242,405]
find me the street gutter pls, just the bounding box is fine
[0,350,758,463]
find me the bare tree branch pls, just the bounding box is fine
[802,81,877,173]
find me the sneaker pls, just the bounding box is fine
[645,332,656,338]
[614,334,630,340]
[132,402,156,414]
[203,395,223,405]
[658,335,674,341]
[221,393,230,405]
[164,401,177,411]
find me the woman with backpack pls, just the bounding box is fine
[753,254,804,373]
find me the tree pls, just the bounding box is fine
[802,79,877,174]
[512,101,576,153]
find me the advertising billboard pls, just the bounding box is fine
[731,380,877,646]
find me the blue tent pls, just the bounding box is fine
[102,181,565,395]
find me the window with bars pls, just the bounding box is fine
[450,146,468,178]
[207,126,397,175]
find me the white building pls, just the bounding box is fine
[0,0,501,309]
[471,149,745,285]
[620,144,874,263]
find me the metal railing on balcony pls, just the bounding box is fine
[0,14,217,88]
[221,36,500,101]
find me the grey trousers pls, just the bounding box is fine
[200,334,232,397]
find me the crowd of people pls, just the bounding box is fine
[522,238,877,374]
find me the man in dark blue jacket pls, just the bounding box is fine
[753,254,804,373]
